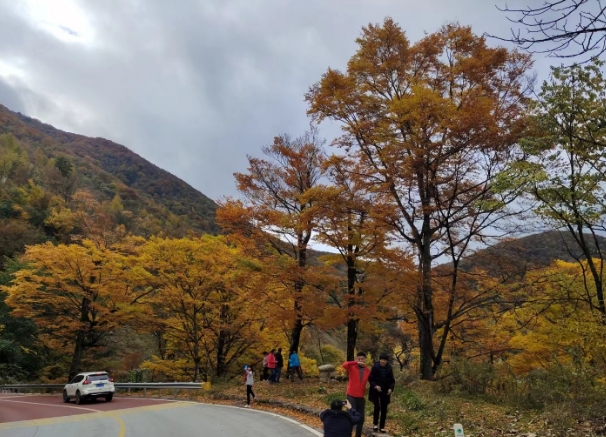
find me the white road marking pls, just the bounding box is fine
[0,398,100,413]
[178,401,323,436]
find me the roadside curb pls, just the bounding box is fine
[206,392,387,436]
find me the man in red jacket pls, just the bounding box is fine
[342,352,370,437]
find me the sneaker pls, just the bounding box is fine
[244,404,250,408]
[373,426,379,431]
[380,429,386,433]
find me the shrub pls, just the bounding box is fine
[434,358,496,396]
[299,353,319,377]
[393,388,425,411]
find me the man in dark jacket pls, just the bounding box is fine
[320,399,361,437]
[275,347,284,383]
[368,353,396,433]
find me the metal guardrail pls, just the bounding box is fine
[0,382,211,397]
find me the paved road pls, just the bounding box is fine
[0,395,321,437]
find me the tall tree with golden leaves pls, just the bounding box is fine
[307,19,533,379]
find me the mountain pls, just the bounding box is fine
[460,230,606,279]
[0,104,218,235]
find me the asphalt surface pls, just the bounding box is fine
[0,394,322,437]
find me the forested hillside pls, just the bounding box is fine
[0,104,218,237]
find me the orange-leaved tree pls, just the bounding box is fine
[3,239,143,381]
[217,128,327,353]
[311,154,412,360]
[307,19,534,379]
[137,236,266,381]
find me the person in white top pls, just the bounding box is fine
[244,365,256,407]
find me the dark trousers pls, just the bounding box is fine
[269,368,277,382]
[347,395,365,437]
[275,367,282,382]
[246,385,255,405]
[288,366,303,381]
[372,393,389,429]
[261,367,269,381]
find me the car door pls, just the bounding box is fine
[68,375,83,396]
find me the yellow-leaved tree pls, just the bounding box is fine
[507,260,606,381]
[3,239,144,381]
[137,236,266,382]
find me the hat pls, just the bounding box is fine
[379,353,389,360]
[330,399,345,410]
[356,351,367,358]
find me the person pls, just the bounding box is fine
[320,399,362,437]
[267,349,277,383]
[288,350,303,381]
[261,351,269,382]
[275,347,284,383]
[368,353,396,433]
[342,352,371,437]
[244,365,256,407]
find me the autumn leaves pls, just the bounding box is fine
[4,16,606,387]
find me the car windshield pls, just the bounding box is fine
[86,374,109,382]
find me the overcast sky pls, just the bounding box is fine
[0,0,556,203]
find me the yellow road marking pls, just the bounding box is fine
[112,413,126,437]
[0,401,192,431]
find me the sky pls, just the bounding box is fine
[0,0,556,204]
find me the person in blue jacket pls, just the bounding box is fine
[287,350,303,382]
[320,399,361,437]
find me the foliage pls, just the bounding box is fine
[217,128,329,353]
[520,60,606,316]
[298,352,319,377]
[137,235,267,382]
[2,239,147,379]
[307,18,534,379]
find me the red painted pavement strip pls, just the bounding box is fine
[0,395,174,424]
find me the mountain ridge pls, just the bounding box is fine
[0,104,219,235]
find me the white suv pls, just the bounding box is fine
[63,371,116,404]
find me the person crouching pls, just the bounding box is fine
[320,399,361,437]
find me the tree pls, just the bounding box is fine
[217,128,327,353]
[494,0,606,61]
[137,236,264,381]
[506,261,606,380]
[307,19,534,379]
[520,60,606,317]
[3,240,142,380]
[311,155,410,360]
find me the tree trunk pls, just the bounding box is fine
[346,318,358,361]
[215,301,230,378]
[68,297,90,382]
[346,245,358,361]
[290,242,307,353]
[416,234,435,380]
[290,304,304,353]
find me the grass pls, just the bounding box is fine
[190,376,605,437]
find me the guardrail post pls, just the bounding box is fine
[143,387,146,397]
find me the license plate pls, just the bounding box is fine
[96,383,104,387]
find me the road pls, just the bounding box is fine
[0,394,322,437]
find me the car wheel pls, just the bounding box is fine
[62,390,70,403]
[105,394,113,402]
[75,391,82,405]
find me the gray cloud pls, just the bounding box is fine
[0,0,554,201]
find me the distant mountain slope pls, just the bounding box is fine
[461,231,606,279]
[0,104,218,234]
